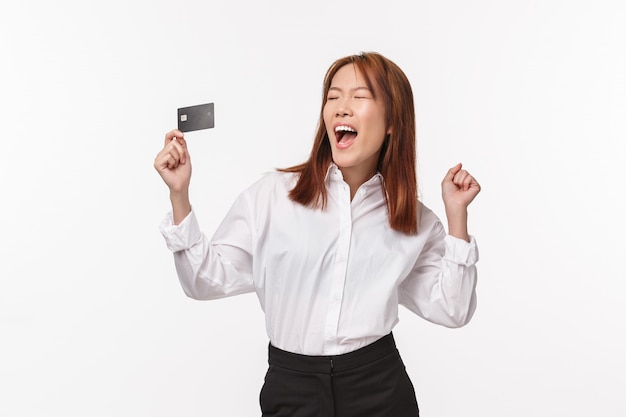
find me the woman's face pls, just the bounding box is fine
[323,63,389,181]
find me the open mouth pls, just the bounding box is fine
[335,125,358,145]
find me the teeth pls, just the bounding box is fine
[335,125,356,133]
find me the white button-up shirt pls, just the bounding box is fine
[160,164,478,356]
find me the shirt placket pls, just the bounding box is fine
[323,179,352,353]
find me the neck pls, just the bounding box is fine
[339,166,377,200]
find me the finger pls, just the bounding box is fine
[167,139,182,158]
[461,173,474,191]
[443,163,463,182]
[470,177,481,193]
[154,147,173,166]
[154,152,177,171]
[167,146,182,168]
[164,129,185,146]
[460,173,481,195]
[158,141,184,169]
[172,136,190,164]
[165,153,178,170]
[453,170,469,187]
[169,139,188,164]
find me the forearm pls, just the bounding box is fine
[170,190,192,225]
[445,206,469,242]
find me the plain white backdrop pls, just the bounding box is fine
[1,0,625,415]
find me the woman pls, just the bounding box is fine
[155,52,480,416]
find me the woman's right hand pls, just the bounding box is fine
[154,129,192,223]
[154,129,191,193]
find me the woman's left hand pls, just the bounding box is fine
[441,163,481,211]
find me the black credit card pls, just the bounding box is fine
[177,102,214,132]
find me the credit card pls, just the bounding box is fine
[177,102,214,132]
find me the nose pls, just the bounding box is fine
[335,97,352,117]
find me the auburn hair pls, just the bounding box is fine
[279,52,418,235]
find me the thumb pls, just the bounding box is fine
[444,163,462,182]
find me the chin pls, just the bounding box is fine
[330,154,354,170]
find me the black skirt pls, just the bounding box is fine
[260,333,419,417]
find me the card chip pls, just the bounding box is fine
[180,114,187,122]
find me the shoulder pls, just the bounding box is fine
[241,170,298,202]
[417,201,445,236]
[417,201,435,223]
[247,170,297,191]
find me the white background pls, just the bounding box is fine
[1,0,625,416]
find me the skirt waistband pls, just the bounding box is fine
[268,333,397,374]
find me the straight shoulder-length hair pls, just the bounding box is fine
[279,52,419,235]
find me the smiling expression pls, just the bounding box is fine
[323,63,390,184]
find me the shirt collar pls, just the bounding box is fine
[325,162,341,182]
[325,162,383,187]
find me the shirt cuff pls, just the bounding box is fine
[443,235,479,266]
[159,209,202,252]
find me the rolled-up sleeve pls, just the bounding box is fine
[159,209,203,252]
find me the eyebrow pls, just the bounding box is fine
[328,86,371,93]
